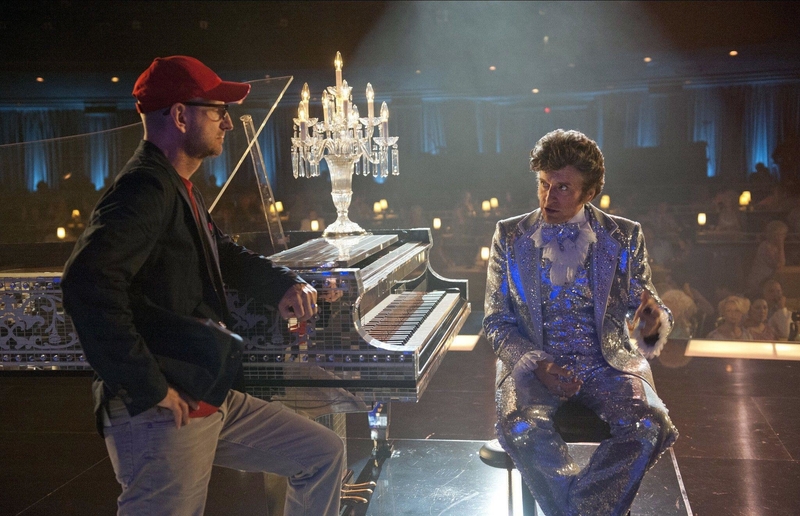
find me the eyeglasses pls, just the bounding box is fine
[162,102,230,122]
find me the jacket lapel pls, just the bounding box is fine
[589,205,621,335]
[192,191,222,268]
[174,176,227,314]
[514,211,544,348]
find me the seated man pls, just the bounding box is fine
[484,129,678,516]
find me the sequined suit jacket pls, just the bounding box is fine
[483,204,672,390]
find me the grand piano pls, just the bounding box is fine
[233,228,469,416]
[0,230,469,404]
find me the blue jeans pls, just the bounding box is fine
[103,389,345,516]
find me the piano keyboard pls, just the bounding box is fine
[361,291,461,350]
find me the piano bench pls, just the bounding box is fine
[478,400,614,516]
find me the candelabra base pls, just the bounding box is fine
[322,218,368,238]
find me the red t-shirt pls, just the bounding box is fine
[180,176,221,419]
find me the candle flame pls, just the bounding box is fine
[335,51,343,71]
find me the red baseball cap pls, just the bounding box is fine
[132,55,251,113]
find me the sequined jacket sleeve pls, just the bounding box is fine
[625,221,673,358]
[483,217,549,373]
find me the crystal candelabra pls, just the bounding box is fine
[291,51,399,237]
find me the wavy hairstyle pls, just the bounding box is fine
[530,129,605,198]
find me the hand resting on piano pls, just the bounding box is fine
[278,283,319,321]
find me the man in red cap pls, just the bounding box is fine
[62,56,344,515]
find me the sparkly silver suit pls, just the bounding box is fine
[484,204,679,516]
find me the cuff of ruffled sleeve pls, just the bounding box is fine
[518,350,553,369]
[632,309,671,359]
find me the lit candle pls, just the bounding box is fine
[366,83,375,121]
[380,102,389,139]
[697,213,707,226]
[298,102,307,141]
[310,220,320,232]
[482,200,491,212]
[599,194,611,210]
[739,191,751,207]
[337,79,348,116]
[490,197,498,209]
[380,199,388,210]
[480,247,490,261]
[433,217,441,230]
[275,201,284,213]
[373,202,382,214]
[335,51,343,92]
[301,83,310,115]
[322,94,330,125]
[56,227,66,240]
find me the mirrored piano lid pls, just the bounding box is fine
[268,234,398,269]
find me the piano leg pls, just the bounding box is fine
[368,401,392,460]
[340,402,393,515]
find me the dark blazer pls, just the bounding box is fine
[62,141,302,426]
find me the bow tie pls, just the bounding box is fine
[540,222,580,251]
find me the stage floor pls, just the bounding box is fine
[345,439,690,516]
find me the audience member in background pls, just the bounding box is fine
[684,282,716,333]
[755,184,795,212]
[707,295,752,340]
[660,288,698,339]
[655,274,714,337]
[762,279,793,340]
[743,298,778,341]
[348,196,374,226]
[711,190,743,234]
[749,162,777,204]
[641,202,688,267]
[746,220,788,296]
[785,205,800,266]
[456,190,477,219]
[406,204,425,228]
